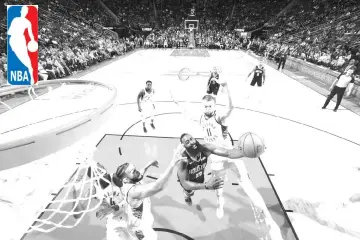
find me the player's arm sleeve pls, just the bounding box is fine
[203,143,244,159]
[177,160,206,191]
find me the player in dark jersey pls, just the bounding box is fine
[206,67,221,97]
[245,61,266,101]
[177,133,245,206]
[247,62,265,87]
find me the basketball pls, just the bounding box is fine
[238,132,266,158]
[178,68,190,81]
[28,40,38,52]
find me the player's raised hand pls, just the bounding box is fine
[205,176,224,190]
[149,159,159,168]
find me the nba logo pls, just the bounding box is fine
[7,5,38,85]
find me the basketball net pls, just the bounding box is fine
[26,146,112,233]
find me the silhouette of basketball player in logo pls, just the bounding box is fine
[8,6,38,85]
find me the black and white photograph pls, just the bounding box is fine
[0,0,360,239]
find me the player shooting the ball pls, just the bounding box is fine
[177,133,244,206]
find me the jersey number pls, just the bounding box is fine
[195,171,202,179]
[109,197,115,206]
[206,128,212,137]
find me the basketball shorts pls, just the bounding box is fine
[250,77,262,87]
[140,102,154,117]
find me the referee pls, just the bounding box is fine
[322,67,356,112]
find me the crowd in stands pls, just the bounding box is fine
[261,0,360,73]
[1,0,360,87]
[233,0,290,30]
[0,0,139,86]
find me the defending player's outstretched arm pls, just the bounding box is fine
[203,143,244,159]
[129,151,185,200]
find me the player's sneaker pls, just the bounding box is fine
[150,122,155,129]
[216,207,224,219]
[185,196,192,206]
[143,126,147,133]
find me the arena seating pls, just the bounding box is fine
[1,0,359,86]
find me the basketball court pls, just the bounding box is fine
[1,49,360,240]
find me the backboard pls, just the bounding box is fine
[185,19,199,30]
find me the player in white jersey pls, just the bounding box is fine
[71,163,133,239]
[115,153,185,240]
[200,86,245,219]
[96,174,132,240]
[137,81,156,133]
[200,88,283,239]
